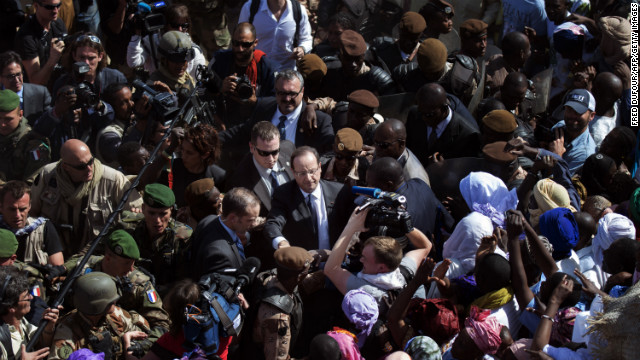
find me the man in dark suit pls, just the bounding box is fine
[406,83,481,166]
[264,146,343,251]
[226,121,295,217]
[0,51,51,125]
[191,187,260,280]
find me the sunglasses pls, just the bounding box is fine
[66,156,95,170]
[335,153,357,161]
[276,89,302,99]
[232,40,255,48]
[2,72,22,80]
[375,139,402,149]
[39,2,61,10]
[171,22,190,30]
[76,34,101,44]
[254,146,280,157]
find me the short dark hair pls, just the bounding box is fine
[328,13,356,31]
[475,253,511,294]
[117,141,144,169]
[290,146,320,171]
[0,180,31,204]
[163,278,200,335]
[185,123,220,165]
[251,121,280,144]
[164,4,191,27]
[64,32,107,71]
[0,51,22,72]
[0,267,29,316]
[364,236,403,270]
[222,187,260,218]
[542,272,582,308]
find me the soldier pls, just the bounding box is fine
[49,272,151,360]
[252,246,312,360]
[0,89,50,185]
[320,128,369,187]
[117,184,192,289]
[149,31,196,93]
[63,230,170,341]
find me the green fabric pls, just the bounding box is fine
[144,183,175,208]
[0,89,19,112]
[0,228,18,257]
[107,229,140,260]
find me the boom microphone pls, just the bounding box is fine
[234,257,261,294]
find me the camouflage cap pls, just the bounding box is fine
[106,230,140,260]
[335,128,363,152]
[0,229,18,258]
[340,30,367,57]
[0,89,20,112]
[274,246,313,272]
[144,183,175,208]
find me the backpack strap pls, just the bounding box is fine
[209,297,238,336]
[248,0,261,24]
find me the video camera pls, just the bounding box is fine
[131,79,179,123]
[71,62,99,109]
[128,0,167,34]
[352,186,414,247]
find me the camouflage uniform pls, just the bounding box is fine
[182,0,231,57]
[118,212,192,288]
[49,306,150,360]
[0,118,50,185]
[12,260,49,301]
[63,255,170,340]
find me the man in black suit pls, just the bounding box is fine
[406,83,481,166]
[191,187,260,279]
[226,121,295,217]
[0,51,51,125]
[264,146,343,251]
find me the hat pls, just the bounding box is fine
[184,178,215,207]
[347,89,379,109]
[0,229,18,258]
[460,19,488,39]
[483,142,517,164]
[0,89,20,112]
[399,12,427,34]
[106,230,140,260]
[425,0,454,16]
[297,54,327,84]
[340,30,367,57]
[482,110,517,133]
[335,128,363,152]
[144,184,176,208]
[417,38,448,74]
[564,89,595,114]
[158,31,195,63]
[274,246,313,271]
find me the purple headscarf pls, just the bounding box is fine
[342,289,379,347]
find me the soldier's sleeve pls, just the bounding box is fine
[22,137,51,184]
[131,271,170,337]
[48,324,77,360]
[255,304,292,360]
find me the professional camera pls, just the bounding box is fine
[131,79,179,122]
[352,186,414,247]
[71,62,99,109]
[232,74,253,99]
[128,0,167,34]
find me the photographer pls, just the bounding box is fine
[127,4,206,80]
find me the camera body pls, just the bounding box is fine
[129,1,167,34]
[131,79,179,121]
[352,186,413,247]
[232,74,253,99]
[71,62,99,109]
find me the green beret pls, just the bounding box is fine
[274,246,313,272]
[0,89,20,113]
[297,54,327,84]
[399,12,427,34]
[482,110,517,133]
[184,178,216,207]
[340,30,367,57]
[348,89,379,109]
[144,183,175,208]
[107,230,140,260]
[0,229,18,258]
[335,128,363,153]
[417,38,448,75]
[460,19,488,39]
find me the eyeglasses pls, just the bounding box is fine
[66,156,95,170]
[276,89,302,99]
[294,167,319,177]
[170,22,190,30]
[375,139,403,149]
[76,34,101,44]
[2,72,22,80]
[335,153,357,161]
[18,293,33,302]
[39,2,61,10]
[232,40,255,48]
[254,146,280,157]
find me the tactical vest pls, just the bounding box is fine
[19,217,49,266]
[256,271,303,346]
[60,311,125,360]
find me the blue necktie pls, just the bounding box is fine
[307,194,318,235]
[278,115,287,140]
[270,170,279,193]
[234,234,246,260]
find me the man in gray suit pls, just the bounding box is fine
[0,51,51,125]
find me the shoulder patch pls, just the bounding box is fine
[56,343,74,359]
[146,289,159,303]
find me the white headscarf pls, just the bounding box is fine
[592,213,636,267]
[442,212,494,275]
[459,172,519,228]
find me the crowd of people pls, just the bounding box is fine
[0,0,638,359]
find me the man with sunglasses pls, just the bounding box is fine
[14,0,66,86]
[30,139,143,257]
[320,128,368,187]
[226,121,294,217]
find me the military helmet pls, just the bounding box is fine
[158,31,195,63]
[73,272,120,315]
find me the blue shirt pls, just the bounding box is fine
[219,218,246,259]
[552,121,596,175]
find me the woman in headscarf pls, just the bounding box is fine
[539,207,581,273]
[447,306,511,360]
[329,289,377,359]
[528,178,578,228]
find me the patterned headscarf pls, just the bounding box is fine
[405,336,442,360]
[464,306,503,355]
[342,289,379,347]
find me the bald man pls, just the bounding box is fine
[30,139,143,257]
[373,118,430,186]
[589,72,624,147]
[485,31,531,95]
[405,83,480,165]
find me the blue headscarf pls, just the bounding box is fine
[539,208,579,260]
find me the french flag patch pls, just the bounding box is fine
[146,290,158,303]
[31,286,41,297]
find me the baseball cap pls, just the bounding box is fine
[564,89,596,114]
